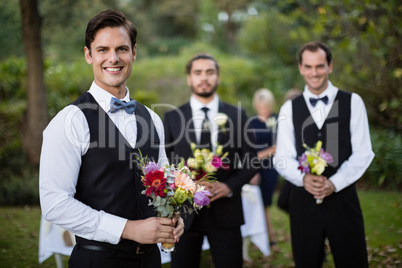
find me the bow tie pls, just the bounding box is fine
[309,96,328,107]
[110,97,136,114]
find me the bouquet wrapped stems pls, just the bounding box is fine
[160,210,180,253]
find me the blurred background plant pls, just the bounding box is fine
[0,0,401,205]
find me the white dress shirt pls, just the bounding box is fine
[39,82,168,245]
[274,81,374,192]
[190,95,220,151]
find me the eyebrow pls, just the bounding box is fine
[303,63,325,67]
[94,45,130,50]
[193,68,216,73]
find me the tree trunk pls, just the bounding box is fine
[20,0,48,165]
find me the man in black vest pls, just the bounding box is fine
[163,53,259,268]
[274,41,374,267]
[39,10,184,267]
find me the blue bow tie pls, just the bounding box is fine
[309,96,328,107]
[110,97,136,114]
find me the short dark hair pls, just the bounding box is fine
[185,53,220,75]
[298,41,332,65]
[85,10,137,52]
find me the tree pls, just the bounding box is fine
[19,0,48,165]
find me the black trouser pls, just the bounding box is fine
[289,184,368,268]
[68,243,161,268]
[171,208,243,268]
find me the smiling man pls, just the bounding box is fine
[274,41,374,267]
[39,10,184,267]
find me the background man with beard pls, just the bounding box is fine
[163,53,259,268]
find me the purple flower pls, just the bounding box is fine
[194,190,211,206]
[298,153,310,173]
[320,149,334,163]
[145,162,159,173]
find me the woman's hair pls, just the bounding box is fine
[85,10,137,53]
[253,88,275,111]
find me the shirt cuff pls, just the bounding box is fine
[94,211,127,245]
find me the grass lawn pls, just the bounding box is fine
[0,190,401,267]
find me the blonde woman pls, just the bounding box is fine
[249,88,279,252]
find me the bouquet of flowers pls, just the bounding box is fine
[186,143,229,181]
[298,140,333,204]
[138,153,212,252]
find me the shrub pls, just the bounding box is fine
[362,128,402,190]
[0,172,39,206]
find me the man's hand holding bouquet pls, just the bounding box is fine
[298,140,334,204]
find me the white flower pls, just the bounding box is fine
[265,116,277,128]
[214,113,228,133]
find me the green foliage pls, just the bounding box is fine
[0,57,26,101]
[0,57,28,183]
[363,128,402,190]
[0,2,23,60]
[45,57,93,117]
[0,173,39,206]
[40,0,120,61]
[238,9,307,64]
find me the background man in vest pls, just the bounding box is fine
[163,53,259,268]
[274,41,374,267]
[39,10,184,267]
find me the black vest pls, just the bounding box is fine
[71,92,160,251]
[293,90,352,177]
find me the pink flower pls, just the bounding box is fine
[211,155,223,168]
[175,171,196,193]
[169,183,176,190]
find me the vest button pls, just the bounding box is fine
[137,191,141,196]
[317,132,322,137]
[139,211,143,216]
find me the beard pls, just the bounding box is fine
[191,84,218,99]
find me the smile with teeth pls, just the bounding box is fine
[105,67,123,72]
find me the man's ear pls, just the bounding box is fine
[84,46,92,64]
[132,45,137,62]
[328,61,333,74]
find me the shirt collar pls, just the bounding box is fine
[88,82,131,113]
[303,81,338,104]
[190,94,219,114]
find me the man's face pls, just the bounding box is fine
[84,26,136,95]
[187,59,220,99]
[298,48,333,95]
